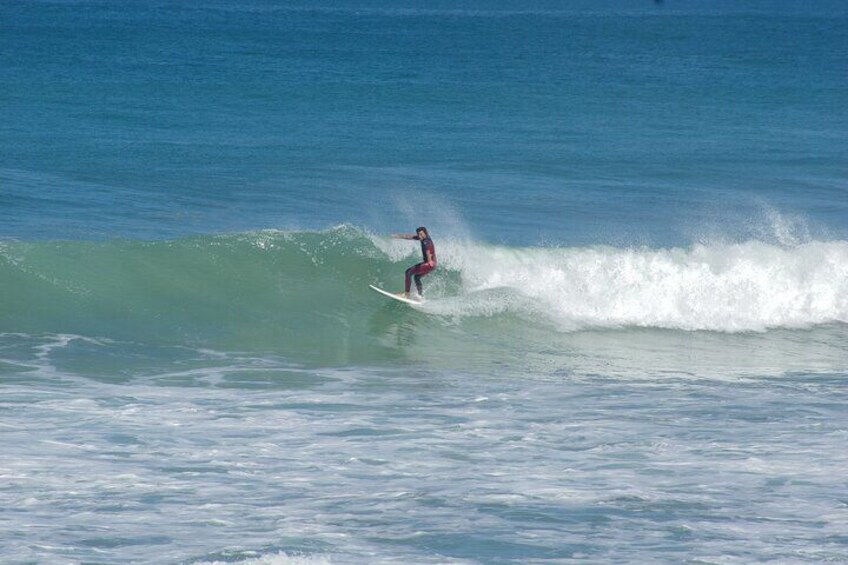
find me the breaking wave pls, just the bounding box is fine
[1,226,846,356]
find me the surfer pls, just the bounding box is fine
[392,226,437,298]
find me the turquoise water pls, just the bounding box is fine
[1,1,847,564]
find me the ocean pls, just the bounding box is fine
[1,1,847,563]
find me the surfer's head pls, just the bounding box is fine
[416,226,429,238]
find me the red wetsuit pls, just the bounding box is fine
[405,237,436,294]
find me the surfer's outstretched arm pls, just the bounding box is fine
[391,233,419,240]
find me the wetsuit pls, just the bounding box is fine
[405,237,437,294]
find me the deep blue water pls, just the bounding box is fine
[2,0,846,244]
[1,2,847,564]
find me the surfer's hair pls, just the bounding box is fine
[416,226,428,236]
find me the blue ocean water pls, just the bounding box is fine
[1,1,847,564]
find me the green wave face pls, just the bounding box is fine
[1,227,502,371]
[1,227,414,363]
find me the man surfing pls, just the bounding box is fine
[391,226,437,299]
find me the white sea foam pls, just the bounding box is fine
[196,552,332,565]
[426,238,848,332]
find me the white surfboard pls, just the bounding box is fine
[369,284,423,305]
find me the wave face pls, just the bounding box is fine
[2,227,847,364]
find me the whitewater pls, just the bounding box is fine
[407,236,848,332]
[3,324,847,564]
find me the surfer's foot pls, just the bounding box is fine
[397,292,409,298]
